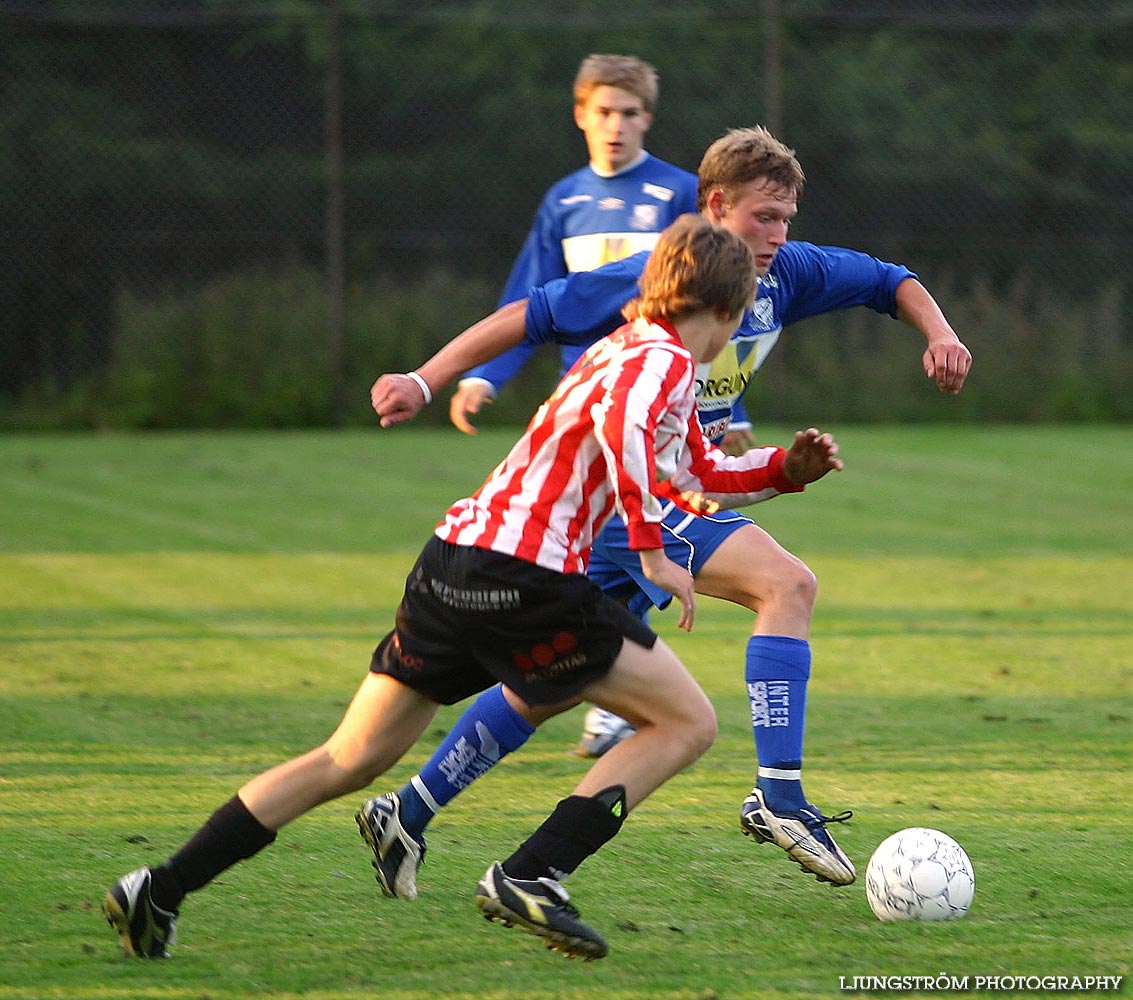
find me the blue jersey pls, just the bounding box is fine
[466,154,697,388]
[523,240,918,443]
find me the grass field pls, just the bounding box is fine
[1,426,1130,1000]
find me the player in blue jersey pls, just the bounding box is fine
[366,126,972,897]
[453,54,697,758]
[452,53,697,439]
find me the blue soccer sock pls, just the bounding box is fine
[745,634,811,814]
[396,684,535,839]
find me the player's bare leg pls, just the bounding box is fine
[104,673,439,957]
[573,636,716,806]
[691,521,814,636]
[476,636,716,959]
[239,673,438,829]
[695,523,855,884]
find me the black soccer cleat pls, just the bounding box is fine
[102,867,179,958]
[474,861,608,960]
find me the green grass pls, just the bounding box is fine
[1,427,1130,999]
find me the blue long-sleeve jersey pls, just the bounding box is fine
[517,240,917,443]
[464,154,697,387]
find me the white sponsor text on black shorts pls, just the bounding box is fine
[370,536,657,705]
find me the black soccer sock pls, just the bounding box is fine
[503,785,627,882]
[150,795,276,910]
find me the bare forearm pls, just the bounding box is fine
[895,278,972,394]
[895,278,958,345]
[416,299,528,391]
[371,299,529,427]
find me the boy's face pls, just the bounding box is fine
[706,180,798,275]
[574,85,652,173]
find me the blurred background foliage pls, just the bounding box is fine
[1,0,1130,428]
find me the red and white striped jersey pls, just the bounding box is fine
[436,318,800,575]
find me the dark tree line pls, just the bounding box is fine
[2,1,1130,424]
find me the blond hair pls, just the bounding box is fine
[624,214,755,323]
[574,54,659,112]
[697,126,806,210]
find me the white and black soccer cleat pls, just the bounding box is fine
[740,786,856,885]
[356,792,427,900]
[575,707,635,758]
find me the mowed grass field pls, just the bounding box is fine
[0,426,1130,1000]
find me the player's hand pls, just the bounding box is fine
[781,427,844,485]
[449,380,495,435]
[721,427,756,456]
[923,338,972,395]
[638,548,696,632]
[370,373,429,428]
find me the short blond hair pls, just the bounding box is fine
[574,54,659,112]
[624,214,755,323]
[697,126,806,209]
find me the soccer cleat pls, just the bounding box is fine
[740,786,856,886]
[474,861,608,961]
[355,792,426,900]
[102,867,178,958]
[575,707,636,758]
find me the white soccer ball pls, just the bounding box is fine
[865,827,975,921]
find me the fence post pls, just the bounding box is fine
[325,0,346,421]
[764,0,782,137]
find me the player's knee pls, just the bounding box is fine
[790,560,818,606]
[324,745,395,795]
[673,697,718,763]
[719,543,818,614]
[334,760,379,795]
[759,554,817,611]
[691,706,718,758]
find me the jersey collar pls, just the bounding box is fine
[590,150,649,179]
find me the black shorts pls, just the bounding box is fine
[370,536,657,706]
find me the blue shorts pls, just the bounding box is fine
[587,503,755,618]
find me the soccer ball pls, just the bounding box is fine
[865,827,975,921]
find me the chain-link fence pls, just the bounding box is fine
[2,1,1130,426]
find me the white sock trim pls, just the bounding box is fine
[410,774,441,814]
[758,765,802,781]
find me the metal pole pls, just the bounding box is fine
[763,0,786,419]
[764,0,783,137]
[325,0,346,422]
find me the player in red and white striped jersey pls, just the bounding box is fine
[101,215,842,963]
[437,314,804,578]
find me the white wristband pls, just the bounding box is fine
[406,371,432,405]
